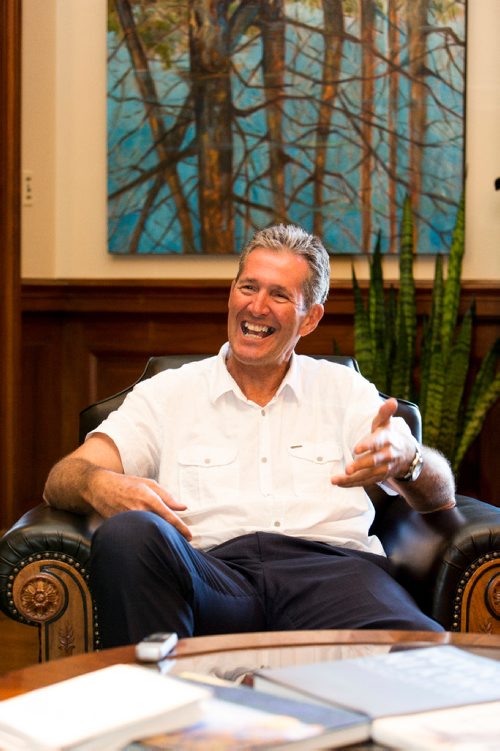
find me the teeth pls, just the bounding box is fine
[242,322,275,337]
[247,323,270,333]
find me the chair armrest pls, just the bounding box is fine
[376,494,500,632]
[0,504,103,659]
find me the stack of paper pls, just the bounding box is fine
[0,664,210,750]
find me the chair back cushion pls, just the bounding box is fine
[79,355,208,443]
[313,357,422,442]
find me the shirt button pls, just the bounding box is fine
[204,458,211,464]
[274,521,281,527]
[317,456,323,462]
[261,409,266,416]
[261,457,268,463]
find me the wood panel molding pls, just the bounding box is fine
[21,278,500,317]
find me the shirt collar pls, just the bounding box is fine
[280,350,303,400]
[209,343,303,404]
[209,343,238,403]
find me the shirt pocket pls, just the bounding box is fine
[177,445,239,505]
[288,442,343,498]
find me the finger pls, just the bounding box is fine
[331,469,383,488]
[332,451,393,486]
[164,513,192,541]
[147,486,192,540]
[153,500,192,541]
[371,398,398,433]
[160,495,188,511]
[146,480,188,511]
[332,461,391,487]
[140,483,192,541]
[354,432,391,456]
[351,449,392,472]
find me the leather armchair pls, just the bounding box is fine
[1,355,499,662]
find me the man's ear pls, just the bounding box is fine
[228,279,236,308]
[299,303,324,337]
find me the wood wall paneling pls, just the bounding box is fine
[18,279,499,523]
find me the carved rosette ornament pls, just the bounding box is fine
[453,554,500,633]
[487,574,500,618]
[19,574,63,622]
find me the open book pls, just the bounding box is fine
[131,672,371,750]
[0,664,211,751]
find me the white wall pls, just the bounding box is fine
[22,0,500,281]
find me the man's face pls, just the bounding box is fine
[227,248,323,372]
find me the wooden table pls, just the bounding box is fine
[2,629,500,701]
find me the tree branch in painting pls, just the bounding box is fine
[112,0,195,252]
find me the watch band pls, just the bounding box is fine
[398,441,424,482]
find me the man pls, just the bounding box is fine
[44,225,456,646]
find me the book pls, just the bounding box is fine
[254,645,500,718]
[0,664,211,751]
[129,672,371,750]
[372,700,500,750]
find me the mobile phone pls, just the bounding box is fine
[135,632,178,662]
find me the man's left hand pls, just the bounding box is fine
[330,398,415,488]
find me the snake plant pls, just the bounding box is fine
[352,195,500,474]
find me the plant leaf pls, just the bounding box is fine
[369,232,388,392]
[437,305,473,461]
[391,310,410,400]
[464,338,500,427]
[420,254,444,413]
[441,194,465,365]
[453,374,500,473]
[397,196,416,394]
[352,267,373,380]
[385,286,397,393]
[421,336,445,448]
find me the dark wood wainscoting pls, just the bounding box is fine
[17,279,500,526]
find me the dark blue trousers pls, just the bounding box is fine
[89,511,443,647]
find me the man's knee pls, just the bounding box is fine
[90,511,188,577]
[93,510,177,549]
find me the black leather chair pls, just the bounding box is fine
[1,355,499,662]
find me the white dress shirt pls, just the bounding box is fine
[91,344,411,554]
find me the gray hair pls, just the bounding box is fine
[237,224,330,309]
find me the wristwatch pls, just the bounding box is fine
[398,441,424,482]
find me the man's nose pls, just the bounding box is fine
[248,291,270,316]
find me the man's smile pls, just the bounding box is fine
[241,321,276,338]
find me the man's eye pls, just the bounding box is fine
[273,292,289,301]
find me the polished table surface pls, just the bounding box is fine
[1,629,500,701]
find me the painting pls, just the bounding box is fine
[107,1,466,255]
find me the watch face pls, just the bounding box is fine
[399,444,423,481]
[411,452,424,481]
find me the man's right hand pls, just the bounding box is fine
[85,468,192,540]
[43,433,192,541]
